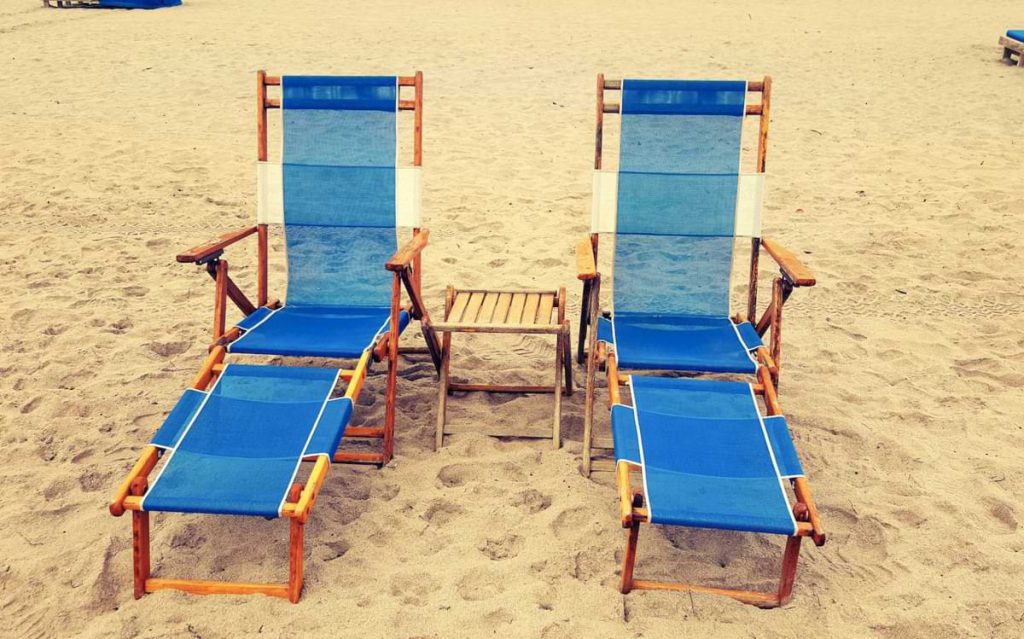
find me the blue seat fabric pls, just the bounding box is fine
[597,314,760,374]
[230,305,410,359]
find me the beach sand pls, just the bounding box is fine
[1,1,1023,637]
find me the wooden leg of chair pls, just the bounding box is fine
[212,259,228,342]
[384,351,397,463]
[435,331,451,451]
[620,521,640,594]
[130,478,150,599]
[770,277,784,389]
[288,518,304,604]
[551,326,563,450]
[287,483,304,603]
[562,323,573,396]
[582,338,598,476]
[577,280,591,365]
[777,535,803,606]
[383,276,401,464]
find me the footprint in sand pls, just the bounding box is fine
[322,539,350,561]
[20,396,43,414]
[77,469,112,493]
[478,533,524,560]
[511,488,552,514]
[551,506,595,540]
[437,463,479,487]
[986,499,1018,532]
[421,499,464,527]
[390,571,438,607]
[456,567,504,601]
[483,608,514,625]
[146,340,191,357]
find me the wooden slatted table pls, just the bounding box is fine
[435,286,572,449]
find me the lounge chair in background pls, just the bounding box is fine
[1000,30,1024,66]
[43,0,181,8]
[176,72,440,466]
[578,76,815,475]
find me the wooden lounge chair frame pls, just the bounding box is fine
[1000,34,1024,66]
[108,346,366,602]
[43,0,101,6]
[578,75,816,475]
[176,70,441,468]
[615,366,826,608]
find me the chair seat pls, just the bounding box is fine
[229,305,410,359]
[1008,30,1024,42]
[611,376,803,536]
[597,313,761,374]
[144,364,351,517]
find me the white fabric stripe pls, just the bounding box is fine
[627,376,654,522]
[591,170,618,233]
[747,383,798,534]
[734,173,764,238]
[277,369,343,516]
[140,367,229,511]
[728,319,759,367]
[226,305,282,352]
[395,167,422,227]
[256,161,284,225]
[256,162,421,228]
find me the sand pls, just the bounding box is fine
[1,1,1024,637]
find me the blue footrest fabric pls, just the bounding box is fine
[611,376,803,536]
[143,364,350,517]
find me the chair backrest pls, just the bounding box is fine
[279,75,399,308]
[593,79,765,318]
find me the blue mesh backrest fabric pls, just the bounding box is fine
[614,79,746,317]
[281,76,398,307]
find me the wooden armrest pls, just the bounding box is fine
[177,225,258,264]
[761,238,816,287]
[386,229,429,272]
[576,236,597,281]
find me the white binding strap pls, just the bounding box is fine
[395,167,422,227]
[734,173,764,238]
[591,170,619,233]
[257,161,284,225]
[256,161,422,228]
[589,170,764,238]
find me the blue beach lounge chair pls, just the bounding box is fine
[578,76,816,475]
[613,368,826,607]
[109,351,364,602]
[43,0,181,8]
[177,71,440,466]
[1000,30,1024,66]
